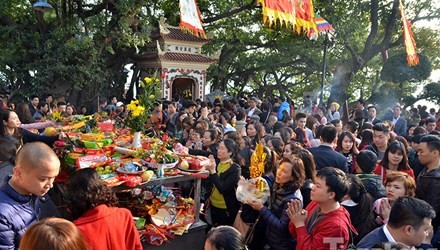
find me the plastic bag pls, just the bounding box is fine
[118,174,142,188]
[236,177,270,204]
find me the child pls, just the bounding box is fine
[186,127,204,150]
[355,150,386,200]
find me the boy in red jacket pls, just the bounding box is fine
[287,167,357,249]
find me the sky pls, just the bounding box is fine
[412,7,440,110]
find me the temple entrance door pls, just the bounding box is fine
[172,78,195,101]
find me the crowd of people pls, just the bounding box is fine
[1,92,440,249]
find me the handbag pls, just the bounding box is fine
[233,210,260,245]
[203,198,213,225]
[233,210,251,236]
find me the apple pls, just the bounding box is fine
[141,170,154,182]
[188,158,201,170]
[180,159,189,170]
[44,127,58,136]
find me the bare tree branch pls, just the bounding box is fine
[364,0,379,52]
[203,3,258,23]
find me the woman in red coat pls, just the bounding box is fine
[373,140,414,183]
[68,168,142,250]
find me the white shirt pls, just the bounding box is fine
[392,116,400,124]
[248,108,256,117]
[383,225,397,243]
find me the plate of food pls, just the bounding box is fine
[150,208,172,227]
[179,156,211,171]
[116,162,147,175]
[177,166,206,173]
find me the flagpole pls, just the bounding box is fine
[320,33,328,105]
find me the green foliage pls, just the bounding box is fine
[419,82,440,106]
[0,0,155,107]
[380,53,431,83]
[0,0,439,107]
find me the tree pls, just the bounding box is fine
[0,0,154,108]
[322,0,440,104]
[1,0,439,108]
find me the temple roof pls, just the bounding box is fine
[133,52,217,63]
[157,27,210,43]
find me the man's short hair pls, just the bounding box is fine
[320,126,338,143]
[295,112,306,121]
[184,100,197,109]
[16,142,59,171]
[388,197,435,230]
[268,115,277,123]
[316,167,350,202]
[98,98,107,105]
[250,97,258,103]
[373,123,390,134]
[357,99,365,106]
[356,150,378,173]
[420,135,440,152]
[330,119,341,127]
[367,106,377,111]
[260,102,269,112]
[37,101,47,110]
[345,121,359,134]
[425,117,436,125]
[279,96,286,102]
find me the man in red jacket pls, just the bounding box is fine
[287,167,357,249]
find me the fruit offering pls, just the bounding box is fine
[236,177,270,204]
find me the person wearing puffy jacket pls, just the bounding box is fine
[277,97,290,121]
[247,157,305,250]
[0,142,60,249]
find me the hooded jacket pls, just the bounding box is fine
[357,173,386,200]
[289,201,357,250]
[73,204,142,250]
[277,101,290,120]
[416,168,440,230]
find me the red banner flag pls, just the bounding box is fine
[399,0,419,66]
[258,0,317,38]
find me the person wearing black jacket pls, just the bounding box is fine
[1,109,60,147]
[247,157,305,250]
[205,139,241,226]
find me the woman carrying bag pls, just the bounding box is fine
[247,157,305,250]
[205,138,241,226]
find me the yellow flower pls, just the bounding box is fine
[155,78,159,83]
[144,77,153,84]
[132,106,145,117]
[127,101,138,111]
[149,94,155,100]
[140,81,145,88]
